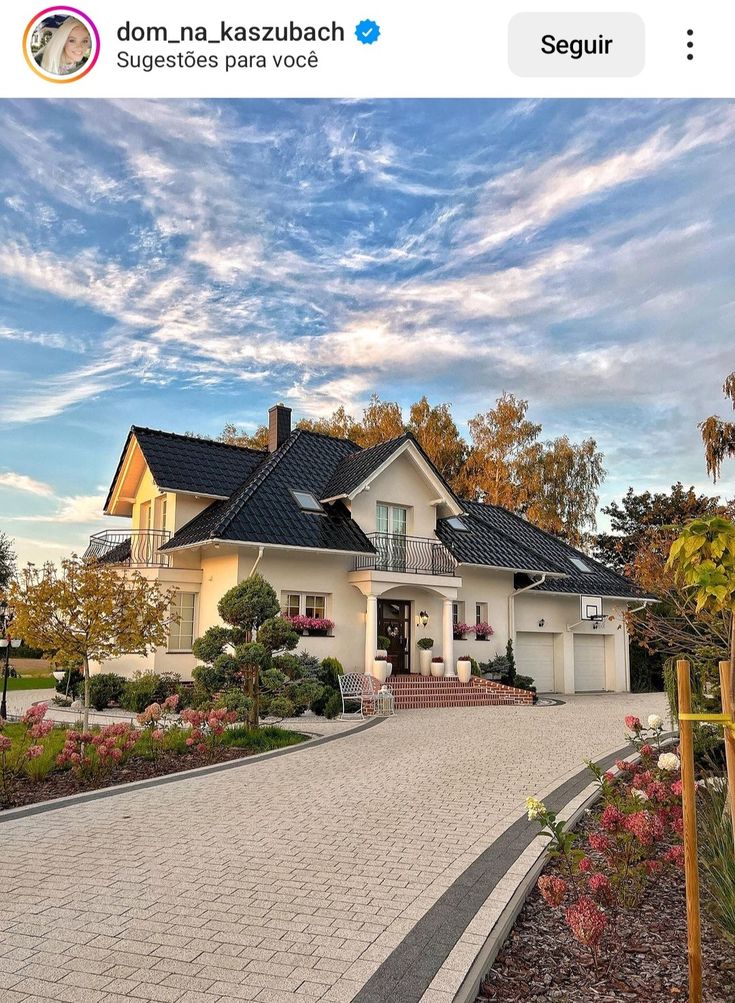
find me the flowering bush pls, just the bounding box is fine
[56,722,138,777]
[180,706,237,757]
[283,615,334,633]
[136,695,180,758]
[625,712,666,752]
[0,704,55,800]
[473,622,495,638]
[526,715,684,975]
[452,622,473,637]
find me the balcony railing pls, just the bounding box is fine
[353,533,457,576]
[84,529,172,568]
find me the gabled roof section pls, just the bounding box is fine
[161,430,374,554]
[436,511,567,577]
[321,432,463,514]
[464,501,651,599]
[104,427,266,515]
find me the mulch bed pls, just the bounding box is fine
[1,746,284,812]
[478,815,735,1003]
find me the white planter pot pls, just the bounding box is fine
[430,660,445,678]
[385,660,393,677]
[52,670,66,682]
[418,649,432,675]
[457,659,472,684]
[372,660,388,684]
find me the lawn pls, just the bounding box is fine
[6,676,56,690]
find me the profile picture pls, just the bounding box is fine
[24,7,100,82]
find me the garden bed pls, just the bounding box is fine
[0,721,306,812]
[478,807,734,1003]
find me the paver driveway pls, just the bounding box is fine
[1,693,667,1003]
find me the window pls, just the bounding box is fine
[283,593,301,618]
[570,557,593,573]
[154,494,167,532]
[446,516,468,531]
[376,503,407,536]
[282,592,329,619]
[139,500,151,531]
[305,594,326,618]
[168,592,196,651]
[291,490,324,513]
[475,602,488,625]
[452,601,465,625]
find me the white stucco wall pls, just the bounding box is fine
[349,450,441,538]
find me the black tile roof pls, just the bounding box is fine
[436,512,566,576]
[321,435,410,500]
[104,427,266,511]
[462,501,650,599]
[161,430,375,554]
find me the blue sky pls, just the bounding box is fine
[1,98,734,568]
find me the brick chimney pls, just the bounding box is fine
[268,402,292,452]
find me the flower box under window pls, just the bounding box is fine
[283,615,335,636]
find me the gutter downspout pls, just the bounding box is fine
[508,574,548,646]
[248,546,265,578]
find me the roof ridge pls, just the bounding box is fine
[293,427,362,448]
[132,425,267,456]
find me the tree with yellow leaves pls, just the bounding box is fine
[9,557,174,730]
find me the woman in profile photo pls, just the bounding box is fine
[35,17,91,76]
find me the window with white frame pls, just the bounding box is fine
[376,503,408,536]
[452,601,465,625]
[168,592,196,651]
[475,602,488,625]
[282,592,328,619]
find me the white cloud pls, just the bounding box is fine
[0,472,54,496]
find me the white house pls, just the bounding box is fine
[88,403,652,697]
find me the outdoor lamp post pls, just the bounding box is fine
[0,600,21,721]
[418,610,429,627]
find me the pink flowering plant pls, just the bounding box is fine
[624,712,667,752]
[56,722,138,778]
[283,615,334,634]
[136,695,180,758]
[0,704,55,801]
[526,715,684,976]
[452,622,473,638]
[180,706,237,758]
[472,622,495,638]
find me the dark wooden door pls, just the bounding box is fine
[378,599,411,674]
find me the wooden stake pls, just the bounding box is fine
[677,658,702,1003]
[718,659,735,854]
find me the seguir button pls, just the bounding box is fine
[509,13,645,77]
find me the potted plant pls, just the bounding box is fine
[417,637,434,676]
[430,655,445,678]
[457,655,472,684]
[474,622,494,641]
[372,653,389,684]
[453,622,471,640]
[284,615,335,636]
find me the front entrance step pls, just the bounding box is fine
[380,674,533,710]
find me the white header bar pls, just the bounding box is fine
[0,1,732,99]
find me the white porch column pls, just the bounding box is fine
[365,594,378,675]
[442,598,454,674]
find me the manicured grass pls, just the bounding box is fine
[223,725,306,752]
[6,676,56,690]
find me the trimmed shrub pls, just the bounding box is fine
[323,691,343,719]
[88,673,126,711]
[268,696,295,721]
[55,668,83,699]
[192,662,226,695]
[417,637,434,650]
[121,671,182,713]
[319,657,344,689]
[216,688,253,721]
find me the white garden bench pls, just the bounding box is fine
[338,673,393,718]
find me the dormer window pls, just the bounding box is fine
[446,516,468,531]
[570,556,593,573]
[291,490,324,513]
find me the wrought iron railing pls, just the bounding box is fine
[84,529,172,568]
[353,533,457,576]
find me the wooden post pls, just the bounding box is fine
[719,659,735,853]
[677,658,702,1003]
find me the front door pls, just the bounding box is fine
[378,599,411,673]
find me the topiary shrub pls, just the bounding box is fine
[417,637,434,650]
[377,635,391,651]
[319,657,344,689]
[192,662,226,695]
[88,672,126,711]
[216,687,253,721]
[470,657,481,676]
[268,695,295,721]
[323,690,343,719]
[310,685,338,716]
[256,617,299,654]
[505,639,517,685]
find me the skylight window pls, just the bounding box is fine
[291,490,324,513]
[570,556,593,573]
[446,516,469,531]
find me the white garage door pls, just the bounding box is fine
[515,632,555,692]
[574,634,606,691]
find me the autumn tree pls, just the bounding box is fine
[218,423,269,450]
[0,533,15,591]
[594,484,733,573]
[354,395,404,448]
[408,397,466,483]
[700,372,735,480]
[297,405,361,441]
[455,392,541,509]
[9,557,173,730]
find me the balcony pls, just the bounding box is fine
[353,533,457,576]
[84,529,172,568]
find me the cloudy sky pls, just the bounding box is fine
[0,98,734,568]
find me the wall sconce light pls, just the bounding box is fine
[417,610,429,627]
[538,618,545,628]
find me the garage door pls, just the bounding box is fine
[515,632,555,692]
[574,634,606,691]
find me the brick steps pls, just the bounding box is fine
[379,674,533,710]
